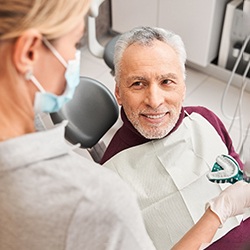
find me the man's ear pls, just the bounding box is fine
[115,83,122,106]
[13,29,42,74]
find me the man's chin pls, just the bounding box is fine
[136,127,168,139]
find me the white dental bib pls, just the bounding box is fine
[104,112,242,249]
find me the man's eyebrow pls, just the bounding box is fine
[157,73,179,80]
[127,76,147,81]
[126,73,179,83]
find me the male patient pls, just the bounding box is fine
[101,26,250,249]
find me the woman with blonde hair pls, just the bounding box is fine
[0,0,250,249]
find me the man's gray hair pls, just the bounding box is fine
[114,26,187,81]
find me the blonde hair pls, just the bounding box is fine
[0,0,90,83]
[0,0,91,41]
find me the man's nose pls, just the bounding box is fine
[144,84,164,109]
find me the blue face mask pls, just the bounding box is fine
[26,38,81,113]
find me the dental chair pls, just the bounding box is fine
[88,0,120,74]
[50,76,119,163]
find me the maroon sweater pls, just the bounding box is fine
[101,106,242,166]
[101,106,250,249]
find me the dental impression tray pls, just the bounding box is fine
[207,154,243,184]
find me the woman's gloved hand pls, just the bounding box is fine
[206,181,250,225]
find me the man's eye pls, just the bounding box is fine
[162,79,173,85]
[132,81,142,86]
[130,81,144,89]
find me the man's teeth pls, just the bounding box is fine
[146,114,165,119]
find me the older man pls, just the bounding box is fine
[101,27,250,250]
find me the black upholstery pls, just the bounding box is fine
[103,35,120,73]
[50,76,119,162]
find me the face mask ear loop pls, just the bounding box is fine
[25,70,46,93]
[42,37,68,68]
